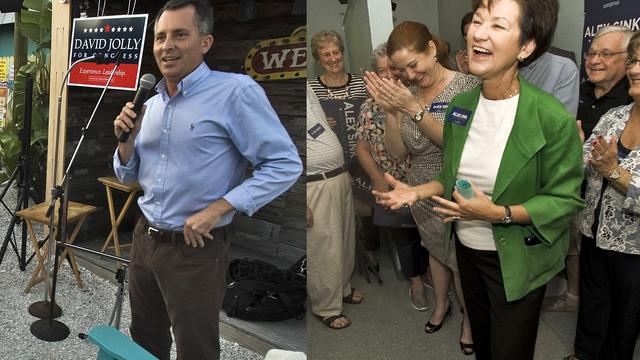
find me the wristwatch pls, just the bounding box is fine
[609,166,623,184]
[411,105,430,124]
[501,206,513,224]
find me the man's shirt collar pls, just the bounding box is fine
[155,61,210,101]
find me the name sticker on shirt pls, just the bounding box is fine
[429,102,449,113]
[447,107,473,127]
[308,123,326,139]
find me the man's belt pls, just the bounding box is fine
[141,217,226,246]
[306,164,348,183]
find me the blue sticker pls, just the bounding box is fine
[447,107,473,126]
[429,102,449,113]
[308,123,326,139]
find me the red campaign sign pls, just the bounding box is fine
[68,14,148,91]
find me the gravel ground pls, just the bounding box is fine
[0,185,263,360]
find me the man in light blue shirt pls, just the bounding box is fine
[519,50,579,116]
[113,0,301,358]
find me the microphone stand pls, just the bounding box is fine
[30,54,122,341]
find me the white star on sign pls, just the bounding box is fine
[95,27,99,32]
[99,28,104,32]
[121,27,127,32]
[129,27,133,31]
[117,27,121,32]
[83,28,87,33]
[88,28,93,33]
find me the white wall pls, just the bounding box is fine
[393,0,439,30]
[437,0,473,54]
[554,0,585,67]
[344,0,394,74]
[307,0,349,77]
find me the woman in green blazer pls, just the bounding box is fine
[373,0,584,358]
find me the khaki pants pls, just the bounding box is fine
[307,172,355,317]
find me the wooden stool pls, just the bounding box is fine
[17,201,97,293]
[98,177,141,257]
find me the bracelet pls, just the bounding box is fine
[608,166,623,185]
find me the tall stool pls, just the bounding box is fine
[98,177,140,257]
[17,201,96,293]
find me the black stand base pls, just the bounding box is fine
[30,319,69,341]
[29,300,62,319]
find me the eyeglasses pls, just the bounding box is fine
[585,50,626,60]
[625,58,640,69]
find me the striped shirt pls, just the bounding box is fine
[308,73,367,100]
[306,84,344,175]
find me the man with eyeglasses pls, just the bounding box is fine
[579,25,634,139]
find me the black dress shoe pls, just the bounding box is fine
[424,303,452,333]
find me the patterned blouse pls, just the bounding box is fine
[356,98,411,181]
[580,103,640,255]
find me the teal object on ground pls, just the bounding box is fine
[455,179,475,200]
[88,325,158,360]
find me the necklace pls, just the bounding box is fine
[506,86,520,98]
[321,73,348,87]
[321,73,349,100]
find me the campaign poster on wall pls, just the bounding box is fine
[582,0,640,77]
[319,97,372,202]
[68,14,148,91]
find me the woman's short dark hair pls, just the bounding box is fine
[155,0,214,36]
[471,0,558,66]
[460,11,474,37]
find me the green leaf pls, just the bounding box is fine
[20,10,41,26]
[23,0,45,12]
[19,23,43,43]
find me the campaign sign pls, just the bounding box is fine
[581,0,640,80]
[68,14,149,91]
[319,97,372,202]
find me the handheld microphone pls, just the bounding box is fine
[118,73,157,143]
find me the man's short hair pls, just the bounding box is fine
[592,25,633,49]
[155,0,214,36]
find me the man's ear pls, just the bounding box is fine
[202,34,214,54]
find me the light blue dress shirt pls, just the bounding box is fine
[114,62,302,231]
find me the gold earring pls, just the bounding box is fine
[517,55,524,62]
[435,56,438,63]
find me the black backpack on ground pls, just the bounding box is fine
[222,256,306,321]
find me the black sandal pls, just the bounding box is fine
[318,314,351,329]
[342,288,364,304]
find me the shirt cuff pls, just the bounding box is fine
[223,187,257,216]
[113,149,139,183]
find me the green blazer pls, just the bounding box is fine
[436,77,585,301]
